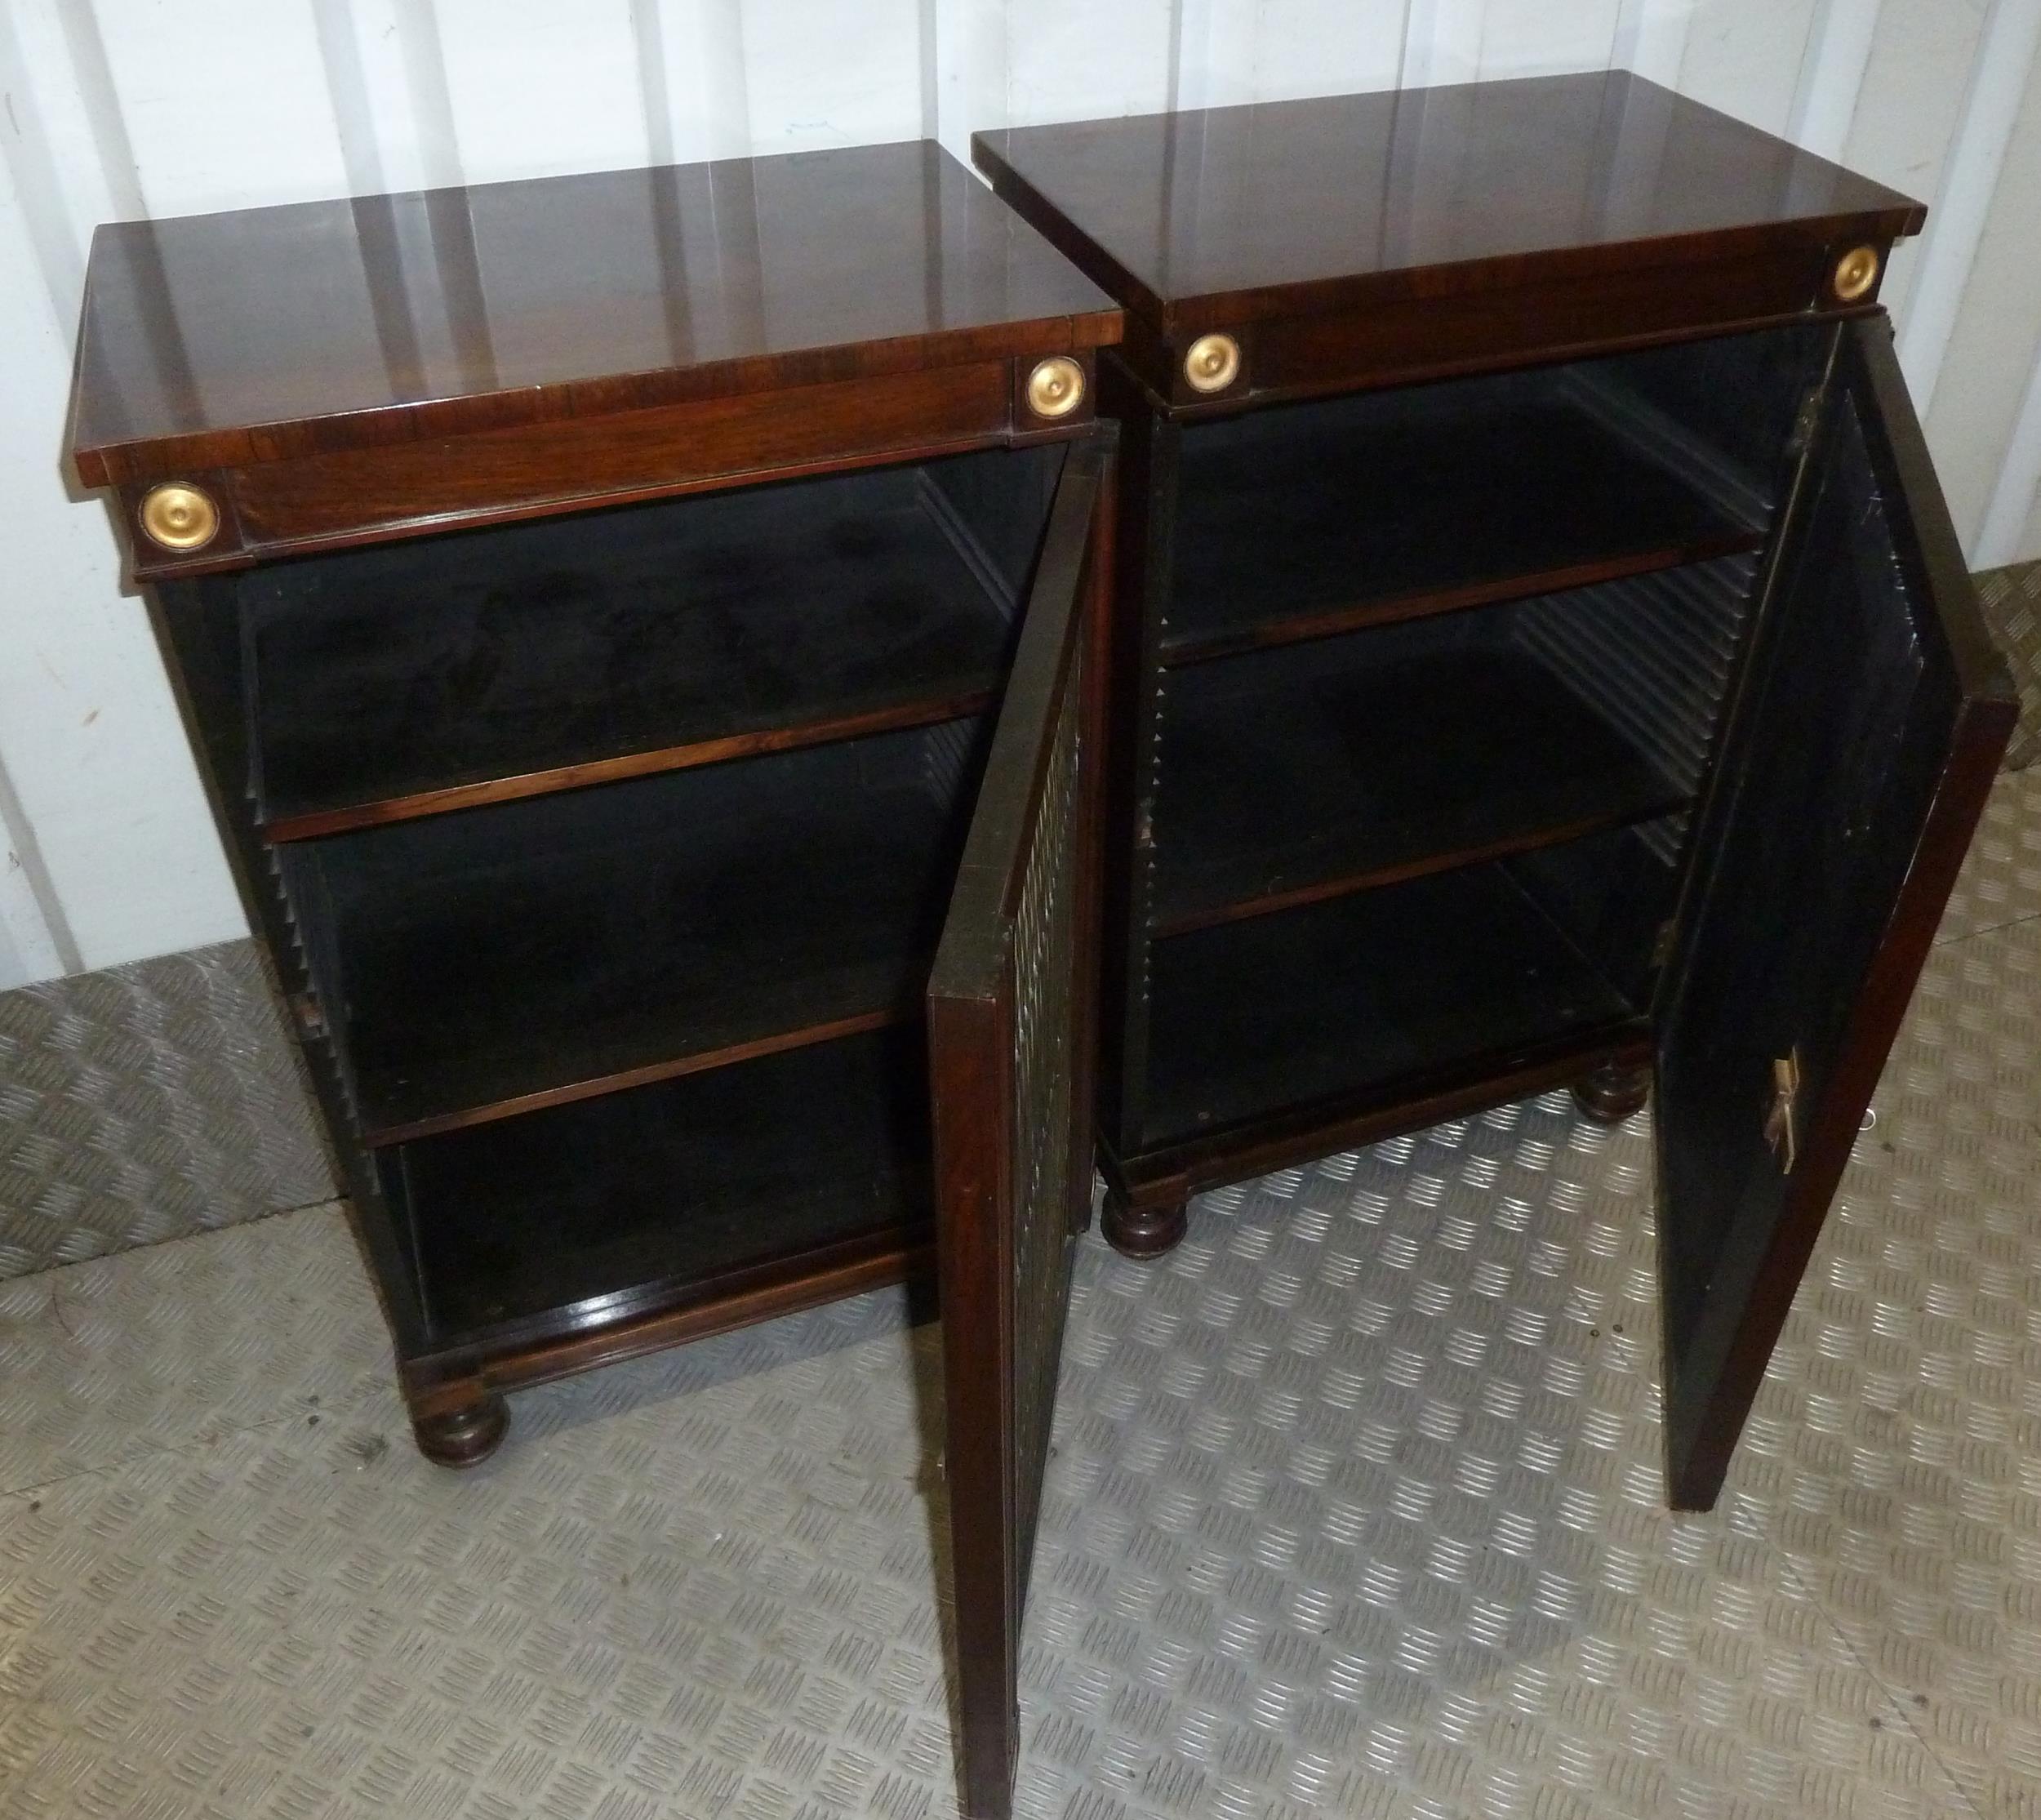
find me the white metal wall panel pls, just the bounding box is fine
[93,0,352,216]
[4,1,119,323]
[1839,0,1990,329]
[1895,0,2041,414]
[0,11,242,990]
[0,194,241,986]
[1925,68,2041,553]
[2,0,2039,990]
[1787,0,1883,160]
[1249,0,1412,103]
[1611,0,1696,88]
[1474,0,1627,81]
[674,0,758,162]
[1399,0,1487,88]
[1678,0,1824,137]
[1174,0,1262,111]
[1007,0,1176,126]
[739,0,926,149]
[435,0,654,180]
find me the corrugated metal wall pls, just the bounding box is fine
[2,0,2039,990]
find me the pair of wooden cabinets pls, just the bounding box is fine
[72,73,2014,1820]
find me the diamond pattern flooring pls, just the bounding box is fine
[0,941,333,1279]
[1,765,2039,1820]
[1977,562,2041,775]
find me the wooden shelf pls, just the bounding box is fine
[1163,368,1764,664]
[1142,861,1643,1149]
[1151,607,1691,933]
[248,455,1051,839]
[291,721,982,1144]
[394,1026,932,1342]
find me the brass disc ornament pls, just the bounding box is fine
[139,483,220,552]
[1832,244,1880,303]
[1025,355,1086,419]
[1183,332,1242,394]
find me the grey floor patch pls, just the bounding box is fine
[4,784,2039,1817]
[1977,558,2041,772]
[0,941,333,1279]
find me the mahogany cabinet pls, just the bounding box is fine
[69,136,1117,1589]
[64,83,2021,1820]
[976,69,2017,1531]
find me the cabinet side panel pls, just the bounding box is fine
[1094,372,1175,1164]
[145,576,429,1352]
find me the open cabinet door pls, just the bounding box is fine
[930,438,1110,1820]
[1655,320,2017,1511]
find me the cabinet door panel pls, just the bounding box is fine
[930,439,1109,1820]
[1656,321,2015,1510]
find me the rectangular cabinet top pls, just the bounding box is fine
[973,73,1923,337]
[71,139,1121,488]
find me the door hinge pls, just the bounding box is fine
[1786,386,1825,458]
[1763,1048,1802,1175]
[289,990,328,1043]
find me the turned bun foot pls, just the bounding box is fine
[411,1391,509,1466]
[1572,1061,1651,1125]
[1102,1194,1188,1259]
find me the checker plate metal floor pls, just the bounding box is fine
[3,766,2039,1820]
[0,941,333,1280]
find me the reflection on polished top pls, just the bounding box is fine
[974,72,1924,332]
[71,139,1121,487]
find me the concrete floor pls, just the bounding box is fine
[2,763,2039,1820]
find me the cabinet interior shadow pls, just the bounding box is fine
[245,443,1064,834]
[280,719,989,1143]
[1163,323,1825,661]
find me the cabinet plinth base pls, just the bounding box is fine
[1102,1192,1188,1258]
[411,1389,509,1467]
[1572,1061,1652,1124]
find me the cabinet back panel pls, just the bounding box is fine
[1143,859,1639,1148]
[281,719,989,1141]
[1574,323,1831,491]
[1515,555,1759,863]
[1155,643,1677,926]
[388,1025,932,1343]
[245,446,1060,835]
[1503,820,1687,1007]
[1162,327,1813,663]
[1153,558,1753,930]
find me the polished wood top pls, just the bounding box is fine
[974,73,1923,336]
[72,140,1120,487]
